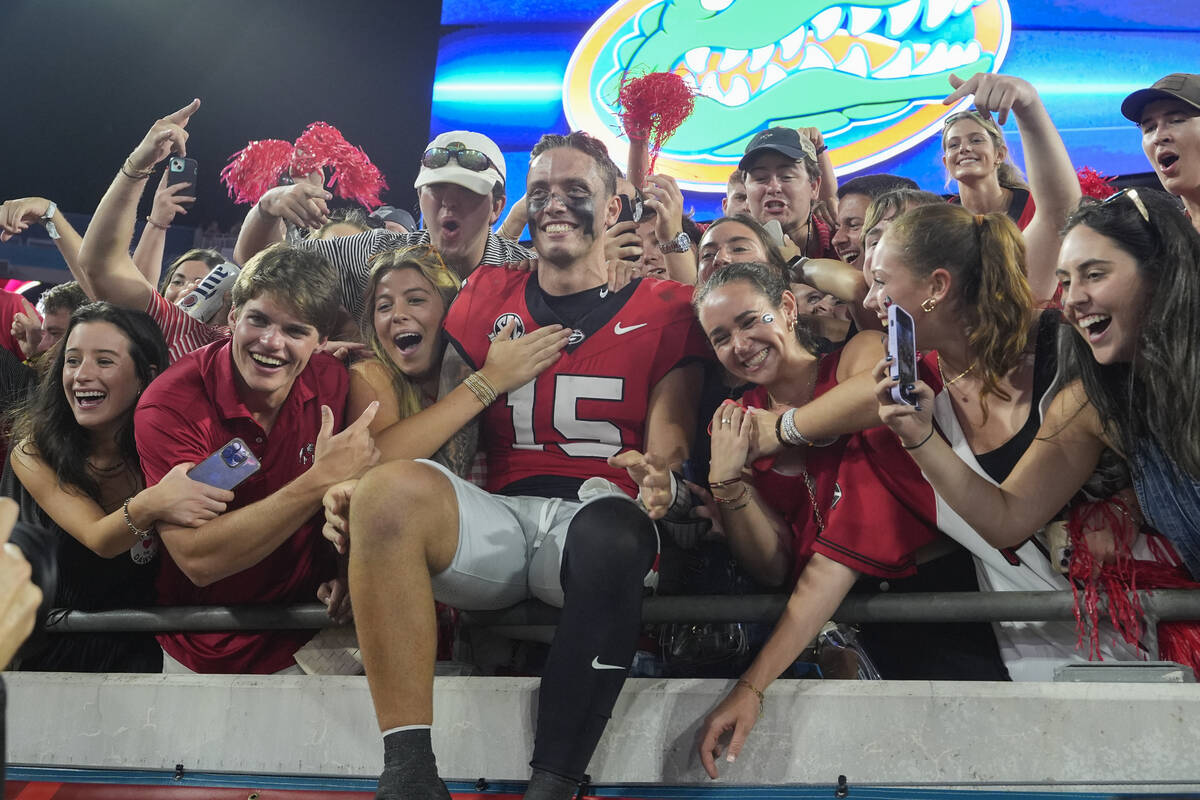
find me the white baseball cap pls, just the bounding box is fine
[414,131,506,196]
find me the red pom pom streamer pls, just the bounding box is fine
[1066,497,1200,678]
[617,71,696,173]
[221,122,387,210]
[219,139,295,206]
[291,122,388,210]
[1077,166,1118,200]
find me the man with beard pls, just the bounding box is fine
[333,131,709,799]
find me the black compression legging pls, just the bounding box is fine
[529,496,657,782]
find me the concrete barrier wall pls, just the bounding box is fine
[8,673,1200,792]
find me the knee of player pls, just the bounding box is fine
[563,497,656,574]
[350,461,451,547]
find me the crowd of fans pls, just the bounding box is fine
[1,68,1199,798]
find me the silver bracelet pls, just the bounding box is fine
[781,408,837,448]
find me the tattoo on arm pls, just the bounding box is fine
[432,345,480,477]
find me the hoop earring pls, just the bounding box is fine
[921,297,937,313]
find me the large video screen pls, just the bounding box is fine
[433,0,1199,219]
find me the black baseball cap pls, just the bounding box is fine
[1121,73,1200,122]
[369,206,417,230]
[738,127,818,171]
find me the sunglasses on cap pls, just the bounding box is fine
[422,143,497,173]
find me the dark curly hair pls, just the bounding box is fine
[1059,188,1200,480]
[9,302,169,502]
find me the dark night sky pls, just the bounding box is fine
[0,0,444,229]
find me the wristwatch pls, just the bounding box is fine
[41,201,61,240]
[657,231,691,254]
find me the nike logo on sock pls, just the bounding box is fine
[590,656,625,670]
[613,321,647,335]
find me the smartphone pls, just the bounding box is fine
[617,193,643,224]
[167,156,198,188]
[887,303,918,405]
[188,438,261,491]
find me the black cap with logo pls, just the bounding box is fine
[738,127,818,171]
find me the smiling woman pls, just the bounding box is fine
[344,246,572,469]
[877,188,1200,581]
[0,303,234,672]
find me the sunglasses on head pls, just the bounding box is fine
[1100,187,1150,223]
[422,144,496,173]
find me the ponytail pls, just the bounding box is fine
[888,205,1034,413]
[969,213,1034,401]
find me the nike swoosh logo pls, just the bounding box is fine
[613,322,647,335]
[591,657,625,671]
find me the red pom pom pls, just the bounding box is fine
[617,71,696,173]
[291,122,388,210]
[1077,166,1118,200]
[219,139,295,206]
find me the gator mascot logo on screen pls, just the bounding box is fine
[563,0,1011,191]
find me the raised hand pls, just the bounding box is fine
[150,462,236,527]
[872,356,935,448]
[11,311,42,359]
[0,197,53,242]
[314,402,382,484]
[148,171,196,228]
[127,99,201,173]
[697,682,762,779]
[478,319,570,394]
[944,72,1038,125]
[257,182,333,229]
[643,173,685,245]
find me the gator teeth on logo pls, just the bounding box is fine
[563,0,1011,191]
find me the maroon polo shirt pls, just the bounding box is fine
[135,339,347,673]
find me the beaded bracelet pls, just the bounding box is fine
[145,216,170,231]
[122,497,153,541]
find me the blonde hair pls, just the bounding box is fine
[941,110,1029,192]
[887,204,1034,412]
[361,246,461,419]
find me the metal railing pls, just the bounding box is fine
[42,589,1200,633]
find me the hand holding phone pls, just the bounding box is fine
[887,303,918,406]
[167,156,198,188]
[188,438,261,491]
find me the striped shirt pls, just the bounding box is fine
[146,292,229,364]
[298,229,534,322]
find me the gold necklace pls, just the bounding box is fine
[937,353,976,387]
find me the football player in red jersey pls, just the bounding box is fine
[334,132,710,800]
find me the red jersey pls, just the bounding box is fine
[443,268,710,497]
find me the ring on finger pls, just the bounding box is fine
[721,417,732,425]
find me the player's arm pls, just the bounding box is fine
[644,363,703,470]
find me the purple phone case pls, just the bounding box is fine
[187,438,260,491]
